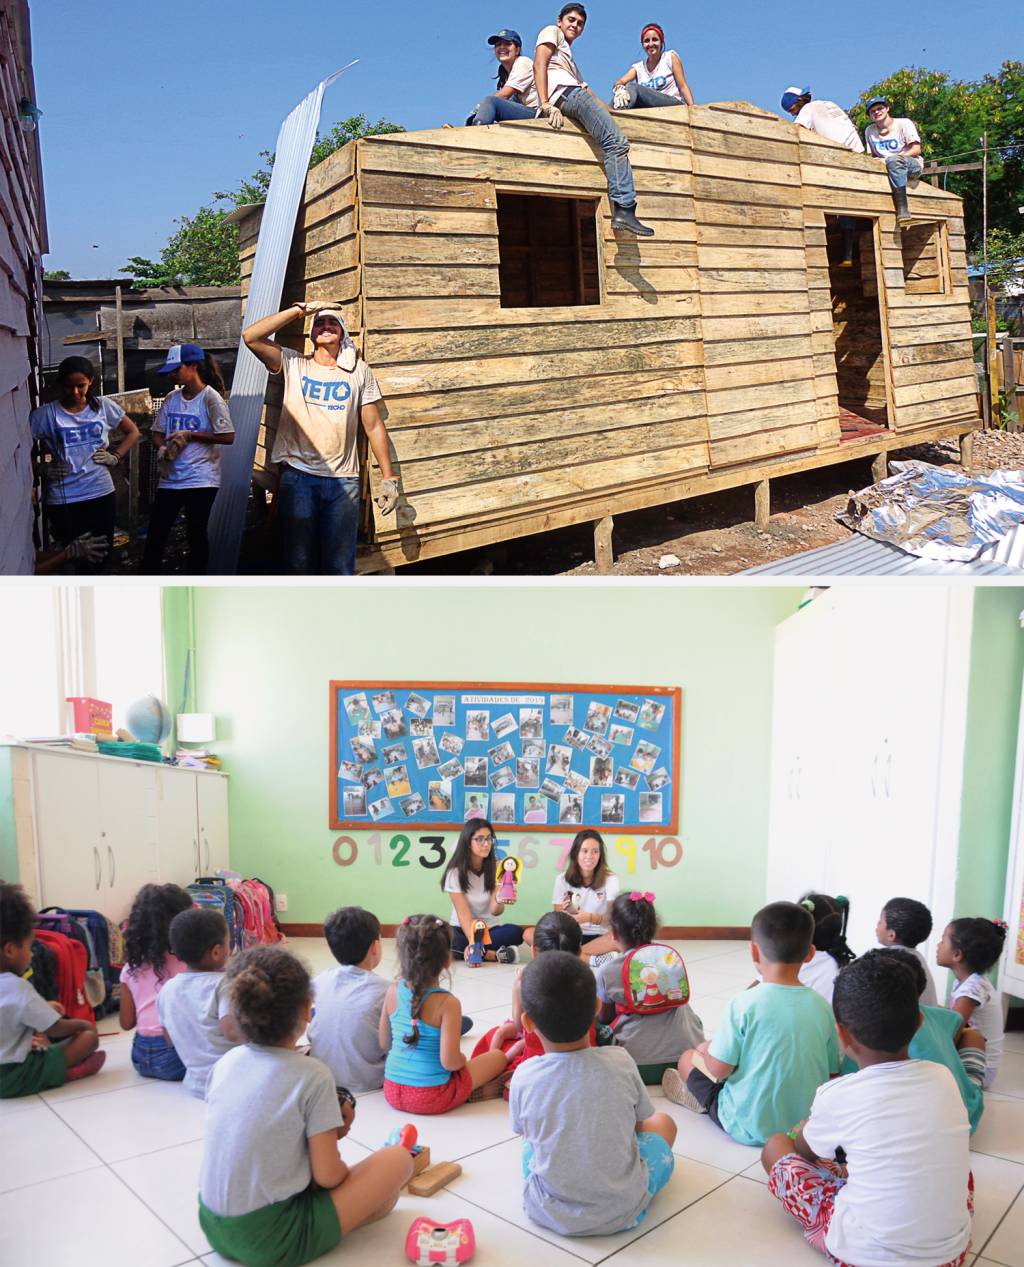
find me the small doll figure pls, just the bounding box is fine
[466,920,491,967]
[496,856,521,905]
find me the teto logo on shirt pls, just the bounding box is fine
[872,135,903,152]
[59,420,105,446]
[164,413,203,434]
[301,376,352,411]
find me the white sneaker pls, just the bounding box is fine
[589,952,614,970]
[662,1067,706,1114]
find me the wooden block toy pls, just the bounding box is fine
[408,1160,463,1197]
[410,1147,432,1178]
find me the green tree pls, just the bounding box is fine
[43,268,71,281]
[850,62,1024,251]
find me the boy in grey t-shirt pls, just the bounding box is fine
[158,908,241,1099]
[308,907,390,1094]
[508,952,678,1237]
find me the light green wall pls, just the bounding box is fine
[955,588,1024,920]
[0,747,17,881]
[178,585,802,927]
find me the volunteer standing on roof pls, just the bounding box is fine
[781,86,863,264]
[241,304,399,576]
[470,29,540,126]
[612,24,694,111]
[533,4,653,237]
[863,95,923,224]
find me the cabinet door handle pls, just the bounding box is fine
[884,752,893,799]
[93,847,101,891]
[870,753,879,799]
[204,837,210,871]
[194,840,200,875]
[108,845,115,888]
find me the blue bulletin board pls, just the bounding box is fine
[329,681,681,833]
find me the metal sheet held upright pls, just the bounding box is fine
[206,68,350,575]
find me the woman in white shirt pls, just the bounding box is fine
[549,830,620,964]
[612,24,694,111]
[470,29,540,126]
[441,820,525,964]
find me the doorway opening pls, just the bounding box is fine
[825,215,890,438]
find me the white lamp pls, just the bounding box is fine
[176,713,216,744]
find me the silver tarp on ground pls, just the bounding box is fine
[835,461,1024,562]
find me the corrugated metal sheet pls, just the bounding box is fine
[742,532,1023,576]
[206,67,353,575]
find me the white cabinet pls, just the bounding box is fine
[1000,689,1024,1000]
[767,588,974,1000]
[9,745,229,923]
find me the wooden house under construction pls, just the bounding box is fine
[233,100,980,572]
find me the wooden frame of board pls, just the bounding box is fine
[329,679,682,833]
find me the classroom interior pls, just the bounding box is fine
[2,581,1024,1267]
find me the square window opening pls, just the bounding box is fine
[496,193,601,309]
[901,221,948,295]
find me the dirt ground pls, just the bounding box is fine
[401,430,1024,578]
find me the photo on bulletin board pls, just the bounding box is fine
[329,681,681,832]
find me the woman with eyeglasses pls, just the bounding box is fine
[441,821,527,964]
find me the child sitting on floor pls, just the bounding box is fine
[938,916,1007,1088]
[510,950,678,1237]
[594,892,704,1084]
[157,908,240,1098]
[120,882,194,1080]
[199,946,413,1267]
[763,953,972,1267]
[664,901,840,1146]
[0,882,105,1096]
[876,896,938,1006]
[308,906,389,1094]
[797,893,855,1005]
[380,914,509,1113]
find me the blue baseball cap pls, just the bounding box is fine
[780,85,811,112]
[157,343,205,374]
[488,29,522,46]
[865,96,890,111]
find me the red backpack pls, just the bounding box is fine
[611,943,691,1029]
[32,928,94,1022]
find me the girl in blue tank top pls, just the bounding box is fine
[381,915,509,1114]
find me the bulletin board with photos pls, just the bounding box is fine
[329,681,681,833]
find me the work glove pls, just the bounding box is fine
[91,446,119,467]
[375,478,400,516]
[42,456,72,482]
[64,533,108,563]
[539,102,564,130]
[612,85,630,110]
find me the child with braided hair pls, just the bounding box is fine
[380,915,509,1113]
[797,893,856,1005]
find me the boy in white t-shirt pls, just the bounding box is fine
[864,95,923,224]
[762,953,972,1267]
[781,87,863,264]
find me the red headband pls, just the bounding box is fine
[641,24,665,45]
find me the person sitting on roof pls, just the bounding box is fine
[534,3,653,237]
[863,95,923,225]
[611,24,694,111]
[470,29,540,126]
[781,86,864,265]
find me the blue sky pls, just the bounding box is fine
[35,0,1022,278]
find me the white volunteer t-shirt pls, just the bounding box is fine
[535,25,583,105]
[272,347,383,479]
[154,386,234,490]
[632,50,681,99]
[865,118,921,159]
[951,972,1003,1087]
[803,1060,971,1267]
[506,54,539,108]
[30,399,125,504]
[551,872,620,936]
[795,99,865,153]
[443,866,497,927]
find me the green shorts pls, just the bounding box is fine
[636,1060,676,1086]
[0,1044,68,1098]
[198,1188,341,1267]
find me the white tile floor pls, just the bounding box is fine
[2,937,1023,1267]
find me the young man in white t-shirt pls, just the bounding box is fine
[242,304,398,575]
[762,953,972,1267]
[864,95,924,224]
[781,87,864,264]
[533,4,653,237]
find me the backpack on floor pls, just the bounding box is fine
[188,878,243,949]
[37,908,106,1012]
[32,928,93,1021]
[233,879,283,947]
[28,938,60,1004]
[250,877,284,938]
[613,943,691,1020]
[50,907,118,1015]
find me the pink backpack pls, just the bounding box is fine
[613,943,691,1020]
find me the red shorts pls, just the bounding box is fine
[768,1154,973,1266]
[383,1067,474,1115]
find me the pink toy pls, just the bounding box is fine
[405,1217,476,1265]
[496,856,521,905]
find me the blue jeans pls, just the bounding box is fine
[132,1032,186,1081]
[622,82,681,109]
[278,465,361,576]
[559,86,636,208]
[472,96,538,126]
[885,155,923,190]
[522,1132,673,1229]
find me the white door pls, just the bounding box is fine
[97,760,160,921]
[197,775,230,875]
[155,767,201,887]
[32,752,104,911]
